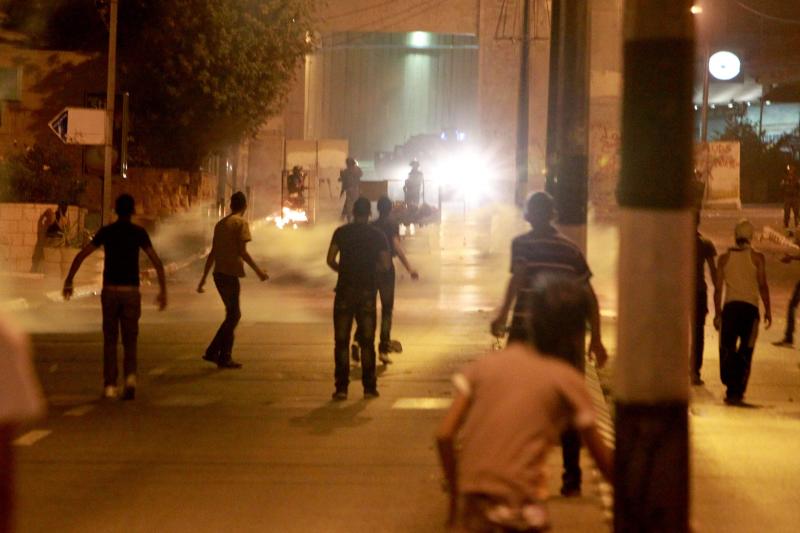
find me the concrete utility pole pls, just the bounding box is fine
[550,0,589,250]
[544,0,562,198]
[102,0,119,226]
[514,0,532,207]
[615,1,694,531]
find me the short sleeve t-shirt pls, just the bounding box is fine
[696,233,717,294]
[331,222,389,291]
[212,214,252,278]
[372,217,400,257]
[452,344,596,503]
[510,226,591,317]
[91,220,153,287]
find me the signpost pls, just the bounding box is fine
[48,108,106,145]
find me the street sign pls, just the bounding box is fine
[48,107,105,145]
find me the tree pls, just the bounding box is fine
[0,142,86,204]
[1,0,316,170]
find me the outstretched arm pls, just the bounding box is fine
[62,244,97,299]
[491,272,522,337]
[241,243,268,281]
[392,235,418,279]
[713,254,728,330]
[580,425,613,482]
[755,252,771,328]
[327,243,340,273]
[143,246,167,310]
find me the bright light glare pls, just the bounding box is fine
[709,51,741,81]
[408,31,431,49]
[433,150,493,202]
[690,5,703,15]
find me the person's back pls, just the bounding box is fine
[723,246,759,307]
[212,213,251,278]
[455,343,593,504]
[333,221,387,292]
[94,219,152,286]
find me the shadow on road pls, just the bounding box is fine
[289,400,372,435]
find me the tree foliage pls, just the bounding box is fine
[0,142,86,204]
[1,0,316,170]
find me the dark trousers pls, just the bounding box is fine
[334,287,377,392]
[719,301,759,400]
[783,281,800,342]
[377,268,396,349]
[784,201,799,228]
[693,292,708,377]
[206,273,241,363]
[101,290,141,386]
[507,314,583,490]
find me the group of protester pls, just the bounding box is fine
[28,169,788,531]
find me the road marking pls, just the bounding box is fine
[64,404,95,417]
[148,366,169,376]
[392,398,452,410]
[13,430,52,447]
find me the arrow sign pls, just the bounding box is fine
[48,107,105,145]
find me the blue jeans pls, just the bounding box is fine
[334,287,377,392]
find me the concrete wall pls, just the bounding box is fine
[0,203,83,274]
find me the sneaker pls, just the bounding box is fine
[331,390,348,401]
[202,354,218,364]
[121,387,136,401]
[218,360,243,369]
[691,374,705,386]
[364,389,380,399]
[724,394,743,405]
[351,344,360,363]
[379,352,393,365]
[772,339,794,348]
[103,385,118,399]
[388,340,403,353]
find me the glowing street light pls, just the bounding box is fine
[690,5,703,15]
[708,51,741,81]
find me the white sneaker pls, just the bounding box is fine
[103,385,118,399]
[379,352,393,365]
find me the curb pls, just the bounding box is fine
[585,362,614,525]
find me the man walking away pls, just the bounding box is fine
[490,191,607,497]
[360,196,419,365]
[339,157,363,222]
[437,274,613,532]
[198,191,268,369]
[63,194,167,400]
[327,197,391,400]
[714,219,771,405]
[693,213,717,385]
[780,163,800,232]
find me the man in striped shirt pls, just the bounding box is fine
[491,191,608,497]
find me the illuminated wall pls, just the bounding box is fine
[304,32,478,160]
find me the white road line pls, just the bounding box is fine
[64,405,95,417]
[13,430,52,447]
[148,367,169,376]
[392,398,452,410]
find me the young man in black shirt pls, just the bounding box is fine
[367,196,419,364]
[327,197,391,400]
[62,194,167,400]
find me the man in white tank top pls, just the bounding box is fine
[713,219,771,405]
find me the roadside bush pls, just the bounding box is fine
[0,143,86,204]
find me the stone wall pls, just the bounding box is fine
[0,203,83,274]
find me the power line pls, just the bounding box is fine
[734,1,800,26]
[327,0,445,48]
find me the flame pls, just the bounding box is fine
[266,207,308,230]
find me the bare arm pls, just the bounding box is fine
[143,246,167,310]
[755,252,771,328]
[327,242,340,273]
[62,243,98,299]
[436,391,471,527]
[491,270,523,337]
[586,283,608,368]
[580,425,614,482]
[713,253,728,330]
[393,235,419,279]
[197,249,216,293]
[241,243,268,281]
